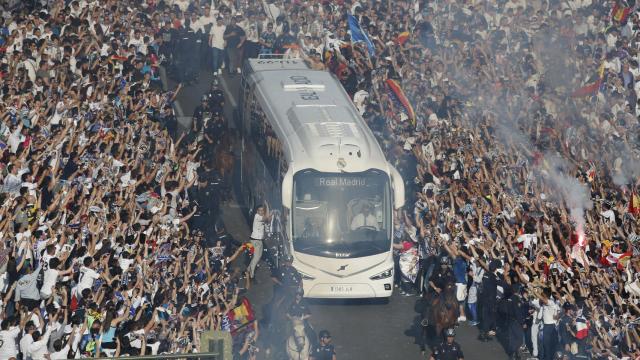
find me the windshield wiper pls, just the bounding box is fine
[297,244,329,252]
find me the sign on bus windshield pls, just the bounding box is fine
[315,177,367,187]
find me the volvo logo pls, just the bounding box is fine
[337,264,349,271]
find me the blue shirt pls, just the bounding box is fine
[453,256,467,284]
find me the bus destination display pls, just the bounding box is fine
[316,177,367,187]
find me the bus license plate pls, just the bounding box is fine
[330,285,353,293]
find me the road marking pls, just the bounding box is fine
[219,75,238,108]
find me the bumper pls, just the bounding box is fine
[303,281,393,298]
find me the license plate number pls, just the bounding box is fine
[330,285,353,293]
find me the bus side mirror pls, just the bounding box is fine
[282,166,294,209]
[389,164,405,210]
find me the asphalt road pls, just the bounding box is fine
[171,68,509,360]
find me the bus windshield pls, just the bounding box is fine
[292,169,391,258]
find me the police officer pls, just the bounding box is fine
[192,95,211,141]
[479,260,500,342]
[205,79,225,113]
[310,330,337,360]
[424,256,456,320]
[204,110,226,149]
[421,256,456,353]
[189,168,220,239]
[286,290,311,321]
[502,283,527,360]
[287,289,316,344]
[429,328,464,360]
[271,255,302,308]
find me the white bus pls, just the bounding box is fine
[238,56,404,298]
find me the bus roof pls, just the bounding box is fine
[245,58,390,175]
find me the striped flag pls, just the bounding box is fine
[396,31,410,45]
[602,250,633,270]
[229,298,256,335]
[575,316,590,339]
[571,62,605,97]
[611,1,632,23]
[386,79,416,125]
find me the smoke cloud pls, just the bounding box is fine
[542,155,593,231]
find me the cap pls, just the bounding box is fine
[235,12,242,16]
[318,330,331,339]
[305,32,312,37]
[445,328,456,337]
[216,16,223,21]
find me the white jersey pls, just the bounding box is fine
[40,269,59,297]
[0,326,21,359]
[77,266,100,293]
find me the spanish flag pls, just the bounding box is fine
[571,62,605,97]
[396,31,410,45]
[611,1,631,23]
[385,79,416,125]
[229,298,256,334]
[605,251,632,270]
[629,187,640,215]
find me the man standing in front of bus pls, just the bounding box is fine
[248,204,271,282]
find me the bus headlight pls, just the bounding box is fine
[370,268,393,280]
[299,271,316,280]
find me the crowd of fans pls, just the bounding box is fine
[3,0,640,359]
[218,0,639,359]
[0,0,262,358]
[318,0,640,359]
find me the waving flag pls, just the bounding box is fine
[386,79,416,125]
[605,251,632,269]
[228,298,255,335]
[347,14,375,57]
[396,31,410,45]
[575,316,590,339]
[571,62,605,98]
[600,239,632,269]
[611,1,632,23]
